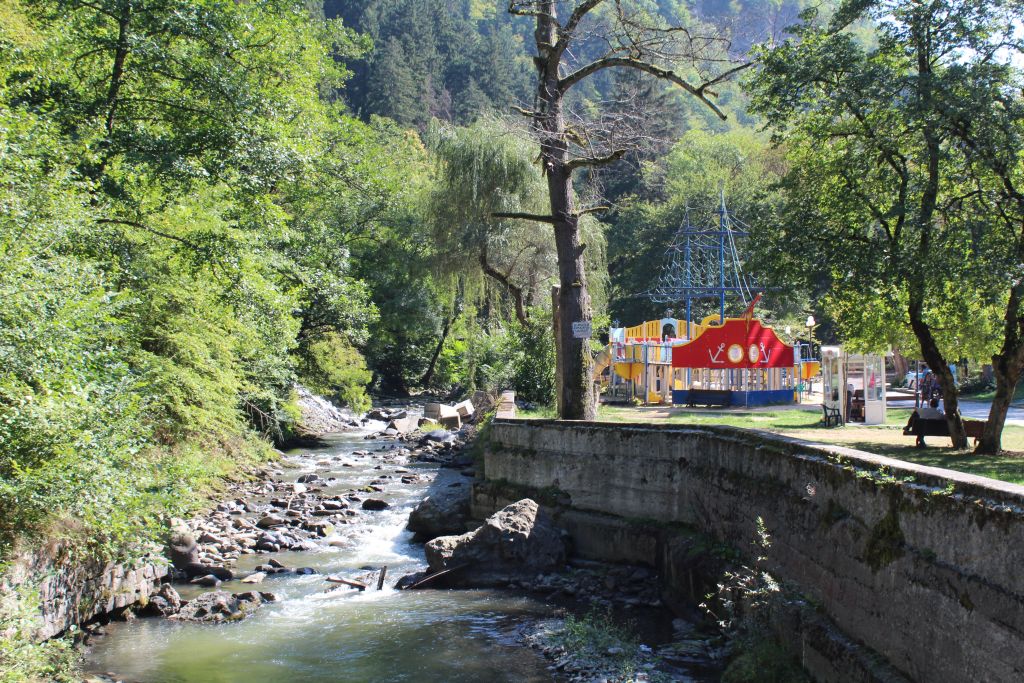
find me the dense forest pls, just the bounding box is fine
[2,0,1022,678]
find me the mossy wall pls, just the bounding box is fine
[481,419,1024,683]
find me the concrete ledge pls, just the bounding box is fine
[482,419,1024,683]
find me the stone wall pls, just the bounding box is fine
[480,419,1024,683]
[4,544,168,640]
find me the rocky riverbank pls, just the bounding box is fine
[82,399,727,682]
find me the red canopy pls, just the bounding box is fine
[671,318,794,369]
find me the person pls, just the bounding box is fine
[914,398,944,447]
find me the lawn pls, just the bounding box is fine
[521,404,1024,486]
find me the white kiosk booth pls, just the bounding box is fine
[821,346,887,425]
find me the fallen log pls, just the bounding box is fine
[326,576,367,591]
[405,563,470,590]
[377,565,387,591]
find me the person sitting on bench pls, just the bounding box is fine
[914,398,944,447]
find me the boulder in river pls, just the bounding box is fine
[361,499,389,511]
[168,529,199,570]
[423,499,566,587]
[170,590,275,623]
[141,584,182,617]
[407,487,470,541]
[421,430,456,444]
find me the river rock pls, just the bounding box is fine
[190,574,221,587]
[407,487,470,541]
[170,590,267,623]
[141,584,181,617]
[424,499,566,586]
[422,430,456,444]
[296,473,319,484]
[291,384,351,437]
[240,572,266,584]
[168,529,199,570]
[361,499,389,511]
[257,514,286,529]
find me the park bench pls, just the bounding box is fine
[903,414,988,445]
[686,389,731,408]
[821,404,842,427]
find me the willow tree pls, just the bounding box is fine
[505,0,747,419]
[427,118,555,327]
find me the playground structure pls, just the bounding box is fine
[597,314,812,407]
[595,190,823,408]
[821,346,888,425]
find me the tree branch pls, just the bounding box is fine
[480,243,529,325]
[492,212,558,224]
[559,57,728,120]
[96,218,205,252]
[557,0,607,51]
[566,149,627,170]
[575,205,610,217]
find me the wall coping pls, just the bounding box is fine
[494,418,1024,512]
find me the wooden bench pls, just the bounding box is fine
[686,389,731,408]
[821,404,842,427]
[903,415,988,445]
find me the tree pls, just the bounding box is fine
[426,118,556,326]
[506,0,748,419]
[749,0,1023,448]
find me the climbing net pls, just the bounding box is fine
[645,201,755,318]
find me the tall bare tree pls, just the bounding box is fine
[501,0,747,419]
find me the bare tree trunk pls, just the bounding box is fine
[479,244,529,325]
[420,315,452,388]
[106,2,132,136]
[532,1,595,420]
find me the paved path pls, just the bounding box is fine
[889,395,1024,425]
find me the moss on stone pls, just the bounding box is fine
[863,509,905,571]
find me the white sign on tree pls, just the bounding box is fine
[572,321,592,339]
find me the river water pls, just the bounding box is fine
[85,425,557,682]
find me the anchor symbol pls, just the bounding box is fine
[709,343,726,364]
[760,343,771,364]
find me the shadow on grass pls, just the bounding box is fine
[844,441,1024,485]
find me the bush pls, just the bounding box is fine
[504,313,556,405]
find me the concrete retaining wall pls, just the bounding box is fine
[481,419,1024,683]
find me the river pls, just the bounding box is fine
[84,422,557,682]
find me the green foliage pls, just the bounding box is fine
[746,0,1021,365]
[0,585,78,683]
[299,331,373,413]
[721,635,811,683]
[505,314,557,406]
[0,0,409,564]
[608,128,789,325]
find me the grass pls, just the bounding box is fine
[535,404,1024,486]
[961,382,1024,404]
